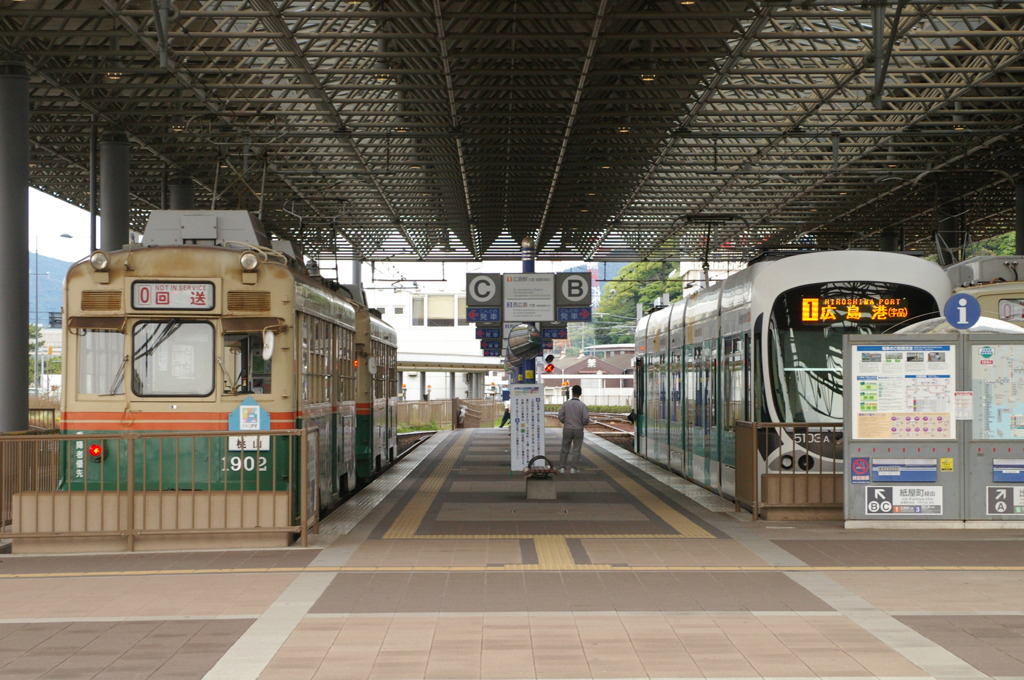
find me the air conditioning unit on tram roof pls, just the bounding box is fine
[142,210,272,249]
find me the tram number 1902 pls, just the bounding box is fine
[223,453,268,472]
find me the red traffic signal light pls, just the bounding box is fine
[543,353,555,373]
[544,363,555,373]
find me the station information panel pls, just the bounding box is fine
[843,334,1024,524]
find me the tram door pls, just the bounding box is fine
[669,346,684,475]
[704,339,720,491]
[634,357,646,458]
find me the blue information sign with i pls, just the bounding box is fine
[943,293,981,329]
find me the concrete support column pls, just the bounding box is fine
[420,373,428,401]
[0,61,29,431]
[100,130,130,251]
[1016,178,1024,256]
[169,176,195,209]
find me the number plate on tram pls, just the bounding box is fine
[132,281,215,310]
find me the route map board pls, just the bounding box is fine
[851,344,956,440]
[971,343,1024,439]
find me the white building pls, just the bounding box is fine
[365,283,505,400]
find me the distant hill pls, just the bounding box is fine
[29,253,73,328]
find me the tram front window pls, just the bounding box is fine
[78,329,126,395]
[767,281,939,423]
[131,321,214,397]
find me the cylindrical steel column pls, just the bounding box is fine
[1016,178,1024,256]
[520,236,536,384]
[352,258,362,290]
[169,176,195,209]
[0,61,30,431]
[878,228,900,252]
[100,130,131,251]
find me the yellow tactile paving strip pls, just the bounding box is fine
[382,433,466,539]
[379,441,714,548]
[589,449,714,538]
[532,535,576,569]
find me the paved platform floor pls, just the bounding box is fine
[2,428,1024,679]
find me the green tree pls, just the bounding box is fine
[969,231,1017,257]
[591,262,683,344]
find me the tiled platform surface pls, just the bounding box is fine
[3,429,1024,680]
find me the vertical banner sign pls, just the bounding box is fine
[510,384,544,470]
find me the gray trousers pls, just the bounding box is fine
[559,427,585,468]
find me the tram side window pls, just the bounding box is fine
[223,332,272,394]
[132,321,214,397]
[338,328,355,401]
[77,329,125,395]
[300,315,332,404]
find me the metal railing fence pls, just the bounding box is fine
[0,429,310,552]
[27,408,57,431]
[735,421,843,520]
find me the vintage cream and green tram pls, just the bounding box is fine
[61,210,397,513]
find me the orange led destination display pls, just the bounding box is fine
[801,297,910,323]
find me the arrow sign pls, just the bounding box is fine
[557,307,592,322]
[874,488,886,500]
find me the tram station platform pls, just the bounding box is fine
[2,428,1024,680]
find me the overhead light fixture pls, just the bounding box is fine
[105,37,126,81]
[617,125,631,134]
[952,100,966,131]
[105,57,126,81]
[639,65,656,82]
[372,58,391,83]
[171,116,187,133]
[679,0,696,4]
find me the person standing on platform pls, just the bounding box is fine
[498,388,511,428]
[557,385,589,473]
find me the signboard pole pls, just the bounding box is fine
[519,236,537,384]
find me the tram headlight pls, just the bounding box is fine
[240,251,260,272]
[89,250,110,272]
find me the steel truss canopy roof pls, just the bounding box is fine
[3,1,1024,265]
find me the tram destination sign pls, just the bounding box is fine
[132,280,215,310]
